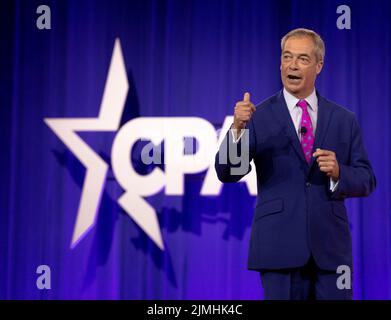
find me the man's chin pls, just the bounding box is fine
[285,84,301,94]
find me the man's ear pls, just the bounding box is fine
[316,60,324,74]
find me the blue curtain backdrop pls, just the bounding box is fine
[0,0,390,299]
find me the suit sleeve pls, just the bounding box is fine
[214,116,257,182]
[331,115,377,199]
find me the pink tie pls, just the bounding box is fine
[297,100,314,164]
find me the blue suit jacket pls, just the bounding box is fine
[215,90,376,271]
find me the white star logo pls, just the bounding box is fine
[44,39,164,250]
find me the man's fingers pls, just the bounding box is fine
[313,148,335,157]
[317,155,335,162]
[313,148,329,157]
[236,101,252,108]
[319,164,333,170]
[318,163,335,170]
[237,92,255,112]
[319,165,333,172]
[235,104,255,115]
[314,149,334,157]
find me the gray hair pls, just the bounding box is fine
[281,28,325,62]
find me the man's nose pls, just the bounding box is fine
[289,59,299,70]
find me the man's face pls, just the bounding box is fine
[280,36,323,99]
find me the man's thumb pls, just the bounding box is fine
[243,92,250,102]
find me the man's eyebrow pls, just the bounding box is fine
[282,51,311,58]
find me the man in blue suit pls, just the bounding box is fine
[215,28,376,300]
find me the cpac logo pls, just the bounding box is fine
[44,39,256,250]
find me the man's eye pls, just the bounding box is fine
[283,55,292,60]
[300,57,309,63]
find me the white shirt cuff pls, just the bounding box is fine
[330,178,339,192]
[230,128,245,143]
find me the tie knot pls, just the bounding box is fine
[297,99,308,110]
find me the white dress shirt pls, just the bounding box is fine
[230,88,339,192]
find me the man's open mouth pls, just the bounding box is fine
[287,75,302,80]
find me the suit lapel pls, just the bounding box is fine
[308,93,334,170]
[271,91,307,164]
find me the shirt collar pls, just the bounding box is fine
[283,87,318,113]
